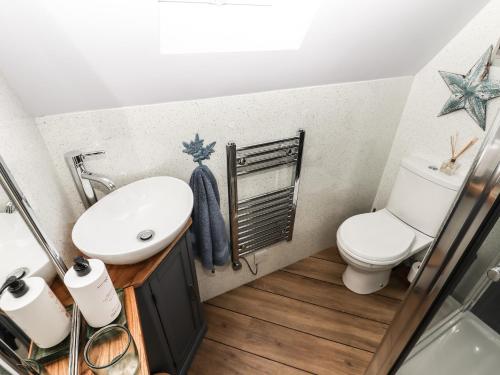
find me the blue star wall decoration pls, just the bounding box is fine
[182,134,216,165]
[438,46,500,130]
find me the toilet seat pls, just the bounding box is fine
[337,209,415,265]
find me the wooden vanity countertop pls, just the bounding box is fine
[42,287,149,375]
[51,219,191,305]
[45,219,191,375]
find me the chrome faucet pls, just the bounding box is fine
[65,150,116,208]
[80,170,116,192]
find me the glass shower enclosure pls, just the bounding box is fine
[366,112,500,375]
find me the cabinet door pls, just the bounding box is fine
[135,283,176,374]
[149,237,203,372]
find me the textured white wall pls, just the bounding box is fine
[0,75,76,265]
[37,77,412,300]
[373,0,500,210]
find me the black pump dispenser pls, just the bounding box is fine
[0,275,29,298]
[73,256,92,277]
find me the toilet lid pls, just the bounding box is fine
[338,210,415,264]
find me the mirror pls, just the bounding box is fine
[0,155,76,375]
[0,169,59,374]
[0,74,79,375]
[0,193,57,289]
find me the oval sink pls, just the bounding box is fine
[72,176,193,265]
[0,212,56,285]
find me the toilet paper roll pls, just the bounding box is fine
[407,261,421,283]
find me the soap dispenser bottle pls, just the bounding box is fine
[64,256,121,328]
[0,275,71,348]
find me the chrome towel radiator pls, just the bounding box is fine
[226,130,305,270]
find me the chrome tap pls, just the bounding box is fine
[65,150,116,208]
[80,171,116,192]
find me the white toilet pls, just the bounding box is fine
[337,155,465,295]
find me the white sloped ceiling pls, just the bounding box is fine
[0,0,492,115]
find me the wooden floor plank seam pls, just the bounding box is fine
[218,284,389,328]
[204,301,378,354]
[282,256,408,301]
[203,304,372,375]
[310,255,340,262]
[309,255,344,263]
[207,284,389,352]
[246,284,394,325]
[202,337,316,375]
[246,278,397,325]
[280,269,404,303]
[190,248,407,374]
[309,247,346,264]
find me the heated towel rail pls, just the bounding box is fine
[226,130,305,270]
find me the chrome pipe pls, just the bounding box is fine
[240,235,288,255]
[238,143,298,159]
[239,235,289,251]
[237,215,291,233]
[239,228,289,247]
[226,142,241,270]
[238,197,292,216]
[238,202,292,220]
[238,222,290,240]
[68,307,81,375]
[237,209,292,227]
[236,136,299,151]
[237,153,297,168]
[237,186,294,206]
[239,221,289,239]
[287,129,305,241]
[236,158,297,176]
[0,156,81,375]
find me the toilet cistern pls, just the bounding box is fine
[336,155,466,295]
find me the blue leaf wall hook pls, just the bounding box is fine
[182,133,216,166]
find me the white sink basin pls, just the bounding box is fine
[0,212,56,285]
[72,176,193,265]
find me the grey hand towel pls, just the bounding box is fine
[189,165,229,271]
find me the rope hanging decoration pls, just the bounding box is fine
[182,134,216,165]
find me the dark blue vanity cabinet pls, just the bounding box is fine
[135,233,206,374]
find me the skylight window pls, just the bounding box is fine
[159,0,321,54]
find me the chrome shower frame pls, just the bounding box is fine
[0,156,81,375]
[365,111,500,374]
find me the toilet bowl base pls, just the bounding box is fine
[342,264,391,294]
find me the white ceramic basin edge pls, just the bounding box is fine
[72,176,193,265]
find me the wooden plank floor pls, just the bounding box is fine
[189,247,409,375]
